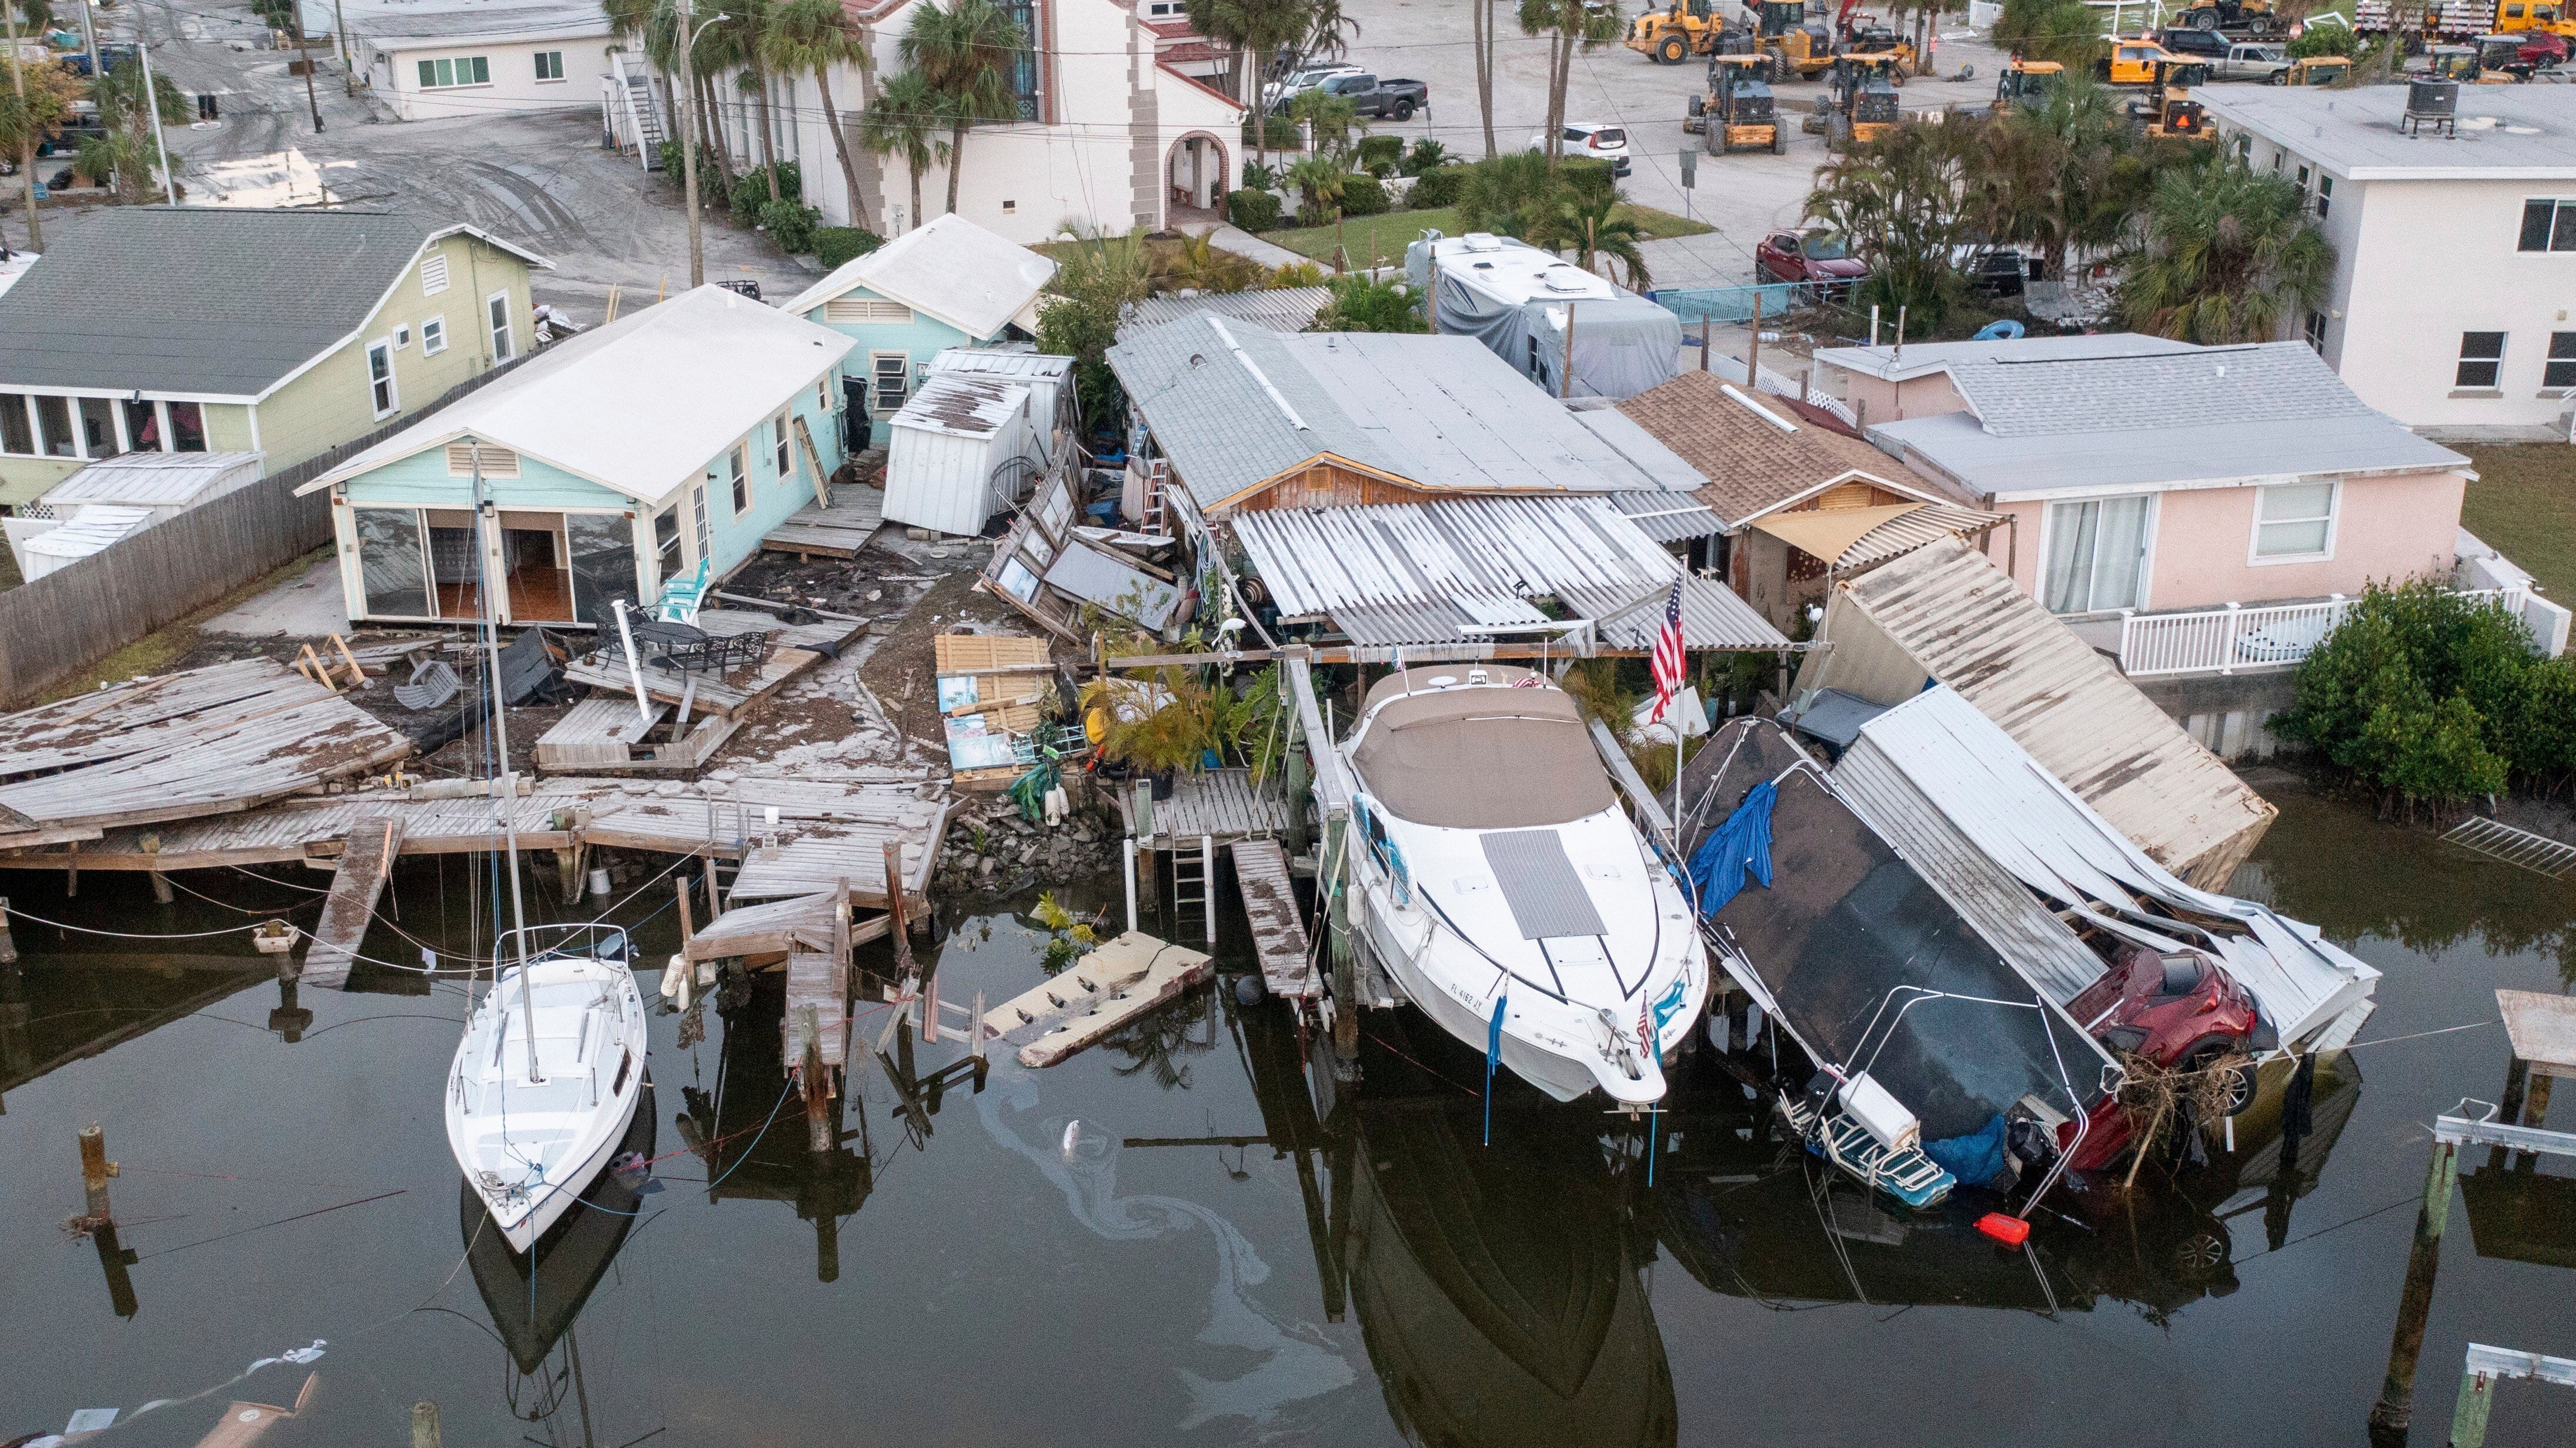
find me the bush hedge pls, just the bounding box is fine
[1227,188,1282,232]
[1406,165,1461,209]
[813,227,882,269]
[1340,173,1389,217]
[760,199,821,255]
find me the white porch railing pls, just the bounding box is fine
[2118,588,2527,678]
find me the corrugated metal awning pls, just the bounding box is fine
[1609,490,1727,543]
[1835,502,2006,573]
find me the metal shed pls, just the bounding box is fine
[882,374,1036,537]
[926,348,1074,462]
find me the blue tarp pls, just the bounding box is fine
[1690,780,1776,916]
[1922,1115,2010,1189]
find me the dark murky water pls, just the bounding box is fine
[1,783,2570,1446]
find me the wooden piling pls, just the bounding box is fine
[553,809,580,905]
[79,1123,115,1222]
[801,1027,832,1154]
[143,835,172,905]
[0,895,16,966]
[411,1400,442,1448]
[1324,813,1357,1063]
[2368,1137,2461,1435]
[881,840,913,979]
[674,876,695,946]
[1285,748,1311,856]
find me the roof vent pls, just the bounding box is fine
[1461,232,1503,252]
[1541,268,1590,293]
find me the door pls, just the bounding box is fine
[2042,495,2153,614]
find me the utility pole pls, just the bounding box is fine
[334,0,354,96]
[76,0,102,88]
[293,1,325,132]
[137,36,176,205]
[676,0,704,288]
[3,0,40,250]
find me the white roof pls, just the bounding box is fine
[1813,332,2196,384]
[891,375,1030,439]
[1421,232,1628,306]
[0,249,36,303]
[24,506,154,560]
[307,0,610,48]
[927,347,1073,382]
[782,215,1057,339]
[306,285,854,503]
[2199,84,2576,181]
[43,451,265,508]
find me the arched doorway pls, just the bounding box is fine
[1165,132,1230,224]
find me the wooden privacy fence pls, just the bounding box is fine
[0,361,525,708]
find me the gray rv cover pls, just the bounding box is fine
[1407,241,1682,402]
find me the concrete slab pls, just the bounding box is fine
[202,557,350,638]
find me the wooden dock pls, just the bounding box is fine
[0,659,415,851]
[1230,839,1316,1000]
[761,488,886,560]
[556,608,866,729]
[1118,767,1291,848]
[983,930,1213,1069]
[781,883,854,1073]
[298,817,405,988]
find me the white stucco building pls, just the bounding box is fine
[2199,85,2576,442]
[319,0,616,122]
[700,0,1244,246]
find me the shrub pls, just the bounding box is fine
[1317,273,1426,333]
[1339,172,1389,217]
[813,226,882,269]
[1241,159,1278,192]
[1406,164,1462,209]
[1401,138,1452,176]
[1244,114,1299,151]
[1227,188,1282,232]
[760,199,820,254]
[1268,260,1327,288]
[1357,135,1403,172]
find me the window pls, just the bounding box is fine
[420,253,451,296]
[122,398,160,452]
[0,394,31,455]
[653,504,683,583]
[2520,199,2576,253]
[690,483,711,558]
[354,509,432,618]
[727,445,750,516]
[167,401,205,452]
[998,0,1038,118]
[816,378,832,412]
[367,339,399,417]
[417,55,492,88]
[79,397,118,459]
[393,323,412,349]
[535,50,564,81]
[2042,495,2152,615]
[2253,481,2336,561]
[34,395,74,458]
[422,316,447,355]
[2314,175,2331,220]
[2456,331,2505,389]
[2304,310,2328,353]
[871,352,909,412]
[487,292,514,362]
[773,413,793,478]
[565,512,640,624]
[2548,333,2576,391]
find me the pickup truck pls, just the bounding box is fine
[2211,41,2290,81]
[1273,71,1428,121]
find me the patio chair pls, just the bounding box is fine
[392,658,462,711]
[654,557,711,626]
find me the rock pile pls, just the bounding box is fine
[933,793,1125,900]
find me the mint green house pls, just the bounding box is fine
[0,207,546,511]
[780,214,1056,446]
[303,285,854,628]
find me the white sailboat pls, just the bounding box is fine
[1336,666,1707,1106]
[442,446,650,1255]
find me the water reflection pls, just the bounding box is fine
[675,970,871,1281]
[0,953,269,1111]
[462,1089,657,1377]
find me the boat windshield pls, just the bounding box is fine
[1353,685,1615,829]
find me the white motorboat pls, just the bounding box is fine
[447,924,650,1254]
[1336,666,1708,1106]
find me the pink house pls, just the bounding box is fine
[1816,336,2565,678]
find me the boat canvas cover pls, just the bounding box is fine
[1706,745,2111,1141]
[1351,682,1613,830]
[1844,687,2379,1051]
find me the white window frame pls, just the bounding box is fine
[417,55,492,89]
[870,351,910,413]
[2455,331,2506,391]
[2248,480,2339,565]
[2520,197,2576,254]
[487,290,515,363]
[726,445,750,518]
[534,50,566,82]
[2036,492,2159,615]
[773,412,793,478]
[367,339,400,419]
[393,322,412,349]
[422,315,448,355]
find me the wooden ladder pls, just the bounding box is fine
[1140,458,1171,536]
[1169,833,1216,945]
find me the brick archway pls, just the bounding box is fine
[1165,131,1231,222]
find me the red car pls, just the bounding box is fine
[2059,943,2267,1171]
[1755,229,1867,291]
[2517,29,2568,66]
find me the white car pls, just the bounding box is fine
[1529,122,1632,176]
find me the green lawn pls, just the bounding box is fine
[1259,203,1712,270]
[2461,445,2576,603]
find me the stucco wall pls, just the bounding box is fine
[369,36,616,122]
[1827,368,1969,428]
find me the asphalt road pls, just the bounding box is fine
[8,0,811,321]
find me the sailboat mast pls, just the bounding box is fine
[471,446,543,1083]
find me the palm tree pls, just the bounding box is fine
[1454,151,1553,237]
[720,0,784,203]
[1184,0,1305,118]
[1285,153,1344,230]
[858,69,947,232]
[2119,155,2333,344]
[1158,231,1260,293]
[761,0,869,227]
[1531,171,1650,288]
[1517,0,1623,167]
[1805,119,1976,329]
[898,0,1027,215]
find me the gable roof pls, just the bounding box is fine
[0,208,549,399]
[1813,332,2196,384]
[1109,312,1699,511]
[1615,370,1953,528]
[305,285,854,503]
[780,213,1057,337]
[1942,341,2370,438]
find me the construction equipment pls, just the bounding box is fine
[1628,0,1725,63]
[1839,21,1917,76]
[2131,59,2213,139]
[1751,0,1838,80]
[1992,56,2064,109]
[2172,0,2284,35]
[2285,54,2353,84]
[1694,55,1789,152]
[1825,53,1903,148]
[2491,0,2575,39]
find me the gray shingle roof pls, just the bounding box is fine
[1942,341,2376,439]
[1118,286,1331,340]
[0,209,527,397]
[1107,312,1697,509]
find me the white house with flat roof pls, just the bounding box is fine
[313,0,615,122]
[2197,85,2576,442]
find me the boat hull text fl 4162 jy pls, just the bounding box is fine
[1337,666,1708,1106]
[448,925,650,1255]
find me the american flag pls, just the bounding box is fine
[1648,578,1686,722]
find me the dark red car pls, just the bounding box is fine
[2060,943,2268,1170]
[2517,29,2568,66]
[1755,229,1867,291]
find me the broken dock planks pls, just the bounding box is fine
[687,889,892,963]
[1231,839,1315,1000]
[761,488,886,561]
[299,818,405,989]
[984,930,1213,1069]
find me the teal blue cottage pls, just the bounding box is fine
[303,284,854,628]
[780,214,1058,446]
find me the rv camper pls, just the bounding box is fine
[1406,232,1684,401]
